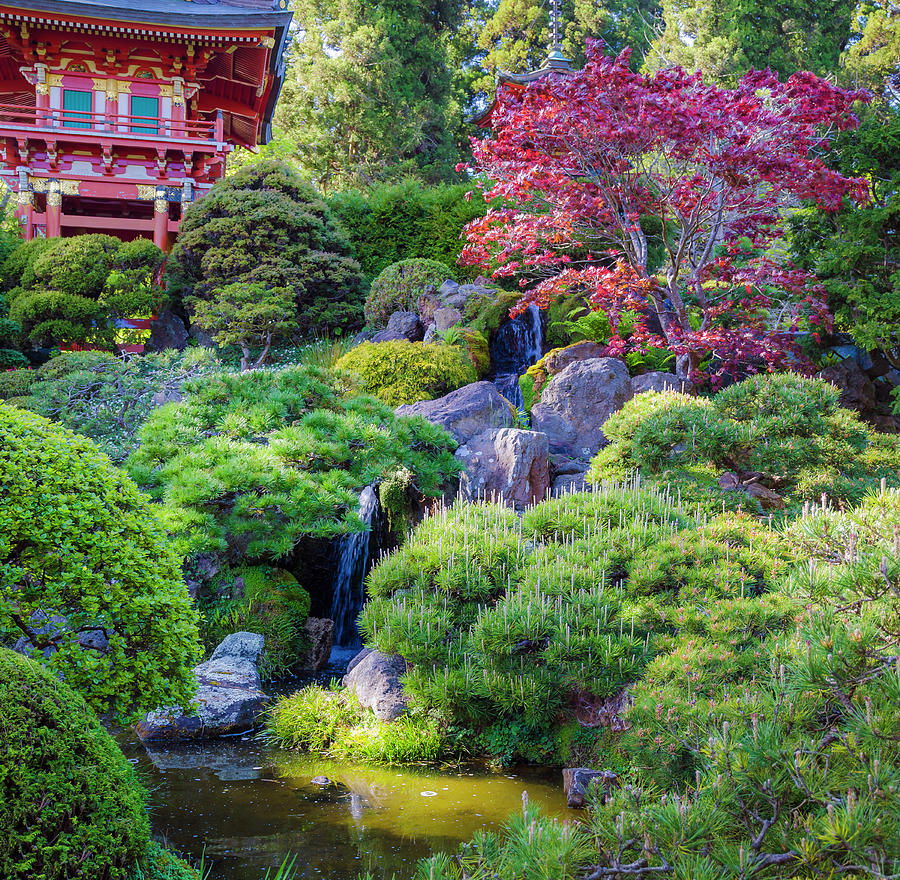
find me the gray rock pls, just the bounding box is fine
[145,310,188,353]
[531,358,632,457]
[346,647,372,675]
[422,323,439,344]
[562,767,618,808]
[551,472,588,495]
[189,323,215,348]
[343,650,409,722]
[372,311,424,343]
[135,632,269,743]
[631,371,690,395]
[819,357,878,418]
[433,307,464,333]
[438,279,460,297]
[296,617,334,672]
[396,381,516,445]
[550,454,590,477]
[456,428,550,508]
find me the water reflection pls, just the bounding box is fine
[122,735,570,880]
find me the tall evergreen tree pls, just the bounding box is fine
[649,0,857,82]
[273,0,464,190]
[843,0,900,100]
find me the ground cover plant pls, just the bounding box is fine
[1,348,219,462]
[127,363,459,561]
[335,340,477,405]
[588,373,900,510]
[0,404,200,720]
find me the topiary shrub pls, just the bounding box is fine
[588,375,900,510]
[0,647,151,880]
[335,340,476,405]
[200,564,311,680]
[127,364,459,559]
[0,367,36,399]
[29,234,122,297]
[0,237,57,293]
[169,160,367,334]
[364,258,454,328]
[0,405,200,719]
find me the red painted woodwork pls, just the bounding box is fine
[0,1,291,248]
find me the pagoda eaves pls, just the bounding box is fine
[0,0,292,248]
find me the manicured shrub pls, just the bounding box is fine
[0,367,35,399]
[359,487,791,764]
[0,405,200,719]
[0,235,164,347]
[200,564,311,680]
[169,160,367,334]
[364,258,454,328]
[335,340,476,405]
[0,349,27,368]
[127,364,459,559]
[588,374,900,510]
[328,180,488,281]
[0,647,151,880]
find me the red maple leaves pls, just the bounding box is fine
[460,44,870,383]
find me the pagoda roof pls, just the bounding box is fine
[471,50,574,128]
[0,0,292,31]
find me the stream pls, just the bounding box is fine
[122,734,569,880]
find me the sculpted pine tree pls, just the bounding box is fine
[461,45,869,383]
[169,161,367,333]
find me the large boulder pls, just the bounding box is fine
[456,428,550,507]
[342,649,408,722]
[371,310,424,343]
[531,358,632,457]
[525,342,609,401]
[562,767,619,808]
[145,310,188,353]
[396,380,516,445]
[134,632,269,742]
[434,307,464,333]
[818,357,878,419]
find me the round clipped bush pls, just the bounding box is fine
[29,234,122,297]
[336,340,476,405]
[364,258,454,328]
[0,368,35,399]
[0,647,151,880]
[0,405,200,719]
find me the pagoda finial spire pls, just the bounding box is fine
[545,0,571,69]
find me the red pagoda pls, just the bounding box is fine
[0,0,292,249]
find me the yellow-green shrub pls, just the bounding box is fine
[336,340,476,405]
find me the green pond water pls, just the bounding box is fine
[119,734,571,880]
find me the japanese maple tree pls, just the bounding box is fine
[460,44,870,383]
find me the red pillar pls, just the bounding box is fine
[16,189,33,240]
[35,65,50,125]
[153,188,168,251]
[46,181,61,238]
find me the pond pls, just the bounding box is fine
[119,734,571,880]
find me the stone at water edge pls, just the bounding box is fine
[342,649,409,722]
[297,617,334,672]
[455,428,550,508]
[134,632,270,743]
[531,358,632,457]
[396,381,516,446]
[562,767,619,809]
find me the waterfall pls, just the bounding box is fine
[329,486,379,647]
[489,303,544,409]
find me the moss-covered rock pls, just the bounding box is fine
[0,647,151,880]
[364,258,454,329]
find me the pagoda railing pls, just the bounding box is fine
[0,103,223,143]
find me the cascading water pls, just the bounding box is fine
[329,486,379,647]
[488,303,544,409]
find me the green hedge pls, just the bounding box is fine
[0,648,151,880]
[328,180,487,281]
